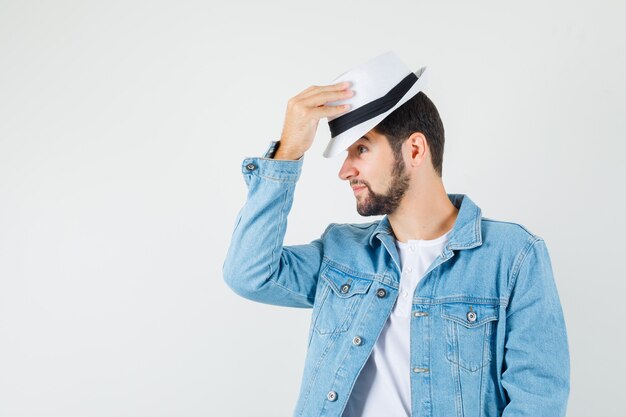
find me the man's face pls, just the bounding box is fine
[338,130,411,216]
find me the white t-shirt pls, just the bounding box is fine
[342,228,452,417]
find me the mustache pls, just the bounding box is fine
[350,181,369,187]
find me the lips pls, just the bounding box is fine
[352,186,366,194]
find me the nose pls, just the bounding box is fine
[338,155,358,181]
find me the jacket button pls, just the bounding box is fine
[340,284,351,293]
[327,390,338,401]
[413,311,428,317]
[245,163,257,171]
[376,288,387,298]
[467,310,477,322]
[413,367,429,373]
[352,336,362,346]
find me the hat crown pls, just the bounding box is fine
[322,51,428,158]
[327,51,413,122]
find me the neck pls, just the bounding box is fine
[388,178,459,243]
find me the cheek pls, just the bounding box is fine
[367,175,386,194]
[379,174,398,194]
[362,156,393,191]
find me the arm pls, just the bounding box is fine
[223,81,352,308]
[222,141,333,308]
[501,238,570,416]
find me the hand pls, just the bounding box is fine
[275,81,353,159]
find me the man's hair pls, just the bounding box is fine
[372,91,445,177]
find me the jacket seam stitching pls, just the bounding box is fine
[507,237,543,299]
[258,172,299,183]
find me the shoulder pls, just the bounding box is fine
[481,216,542,241]
[321,220,380,244]
[480,216,546,265]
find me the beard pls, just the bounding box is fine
[355,154,410,216]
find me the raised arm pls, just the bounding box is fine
[222,81,353,308]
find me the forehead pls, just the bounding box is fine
[352,130,384,146]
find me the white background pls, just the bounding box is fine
[1,1,624,416]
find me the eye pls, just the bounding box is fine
[357,145,368,154]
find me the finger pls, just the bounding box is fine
[298,81,351,100]
[312,103,351,119]
[301,88,354,107]
[297,85,317,96]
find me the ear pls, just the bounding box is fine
[406,132,428,165]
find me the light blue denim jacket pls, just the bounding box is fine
[223,141,570,417]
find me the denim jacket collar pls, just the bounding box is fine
[368,193,483,258]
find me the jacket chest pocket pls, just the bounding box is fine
[442,302,499,372]
[312,267,373,336]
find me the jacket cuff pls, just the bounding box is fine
[241,140,304,183]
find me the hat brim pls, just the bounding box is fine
[323,66,428,159]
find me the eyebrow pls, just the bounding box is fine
[360,135,371,142]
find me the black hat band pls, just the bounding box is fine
[328,72,419,138]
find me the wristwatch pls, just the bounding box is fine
[263,140,280,159]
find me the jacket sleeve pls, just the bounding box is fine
[501,238,570,416]
[222,141,332,308]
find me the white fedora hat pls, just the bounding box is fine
[323,51,428,159]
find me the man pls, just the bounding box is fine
[223,52,570,417]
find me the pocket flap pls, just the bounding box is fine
[442,303,499,328]
[321,267,373,298]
